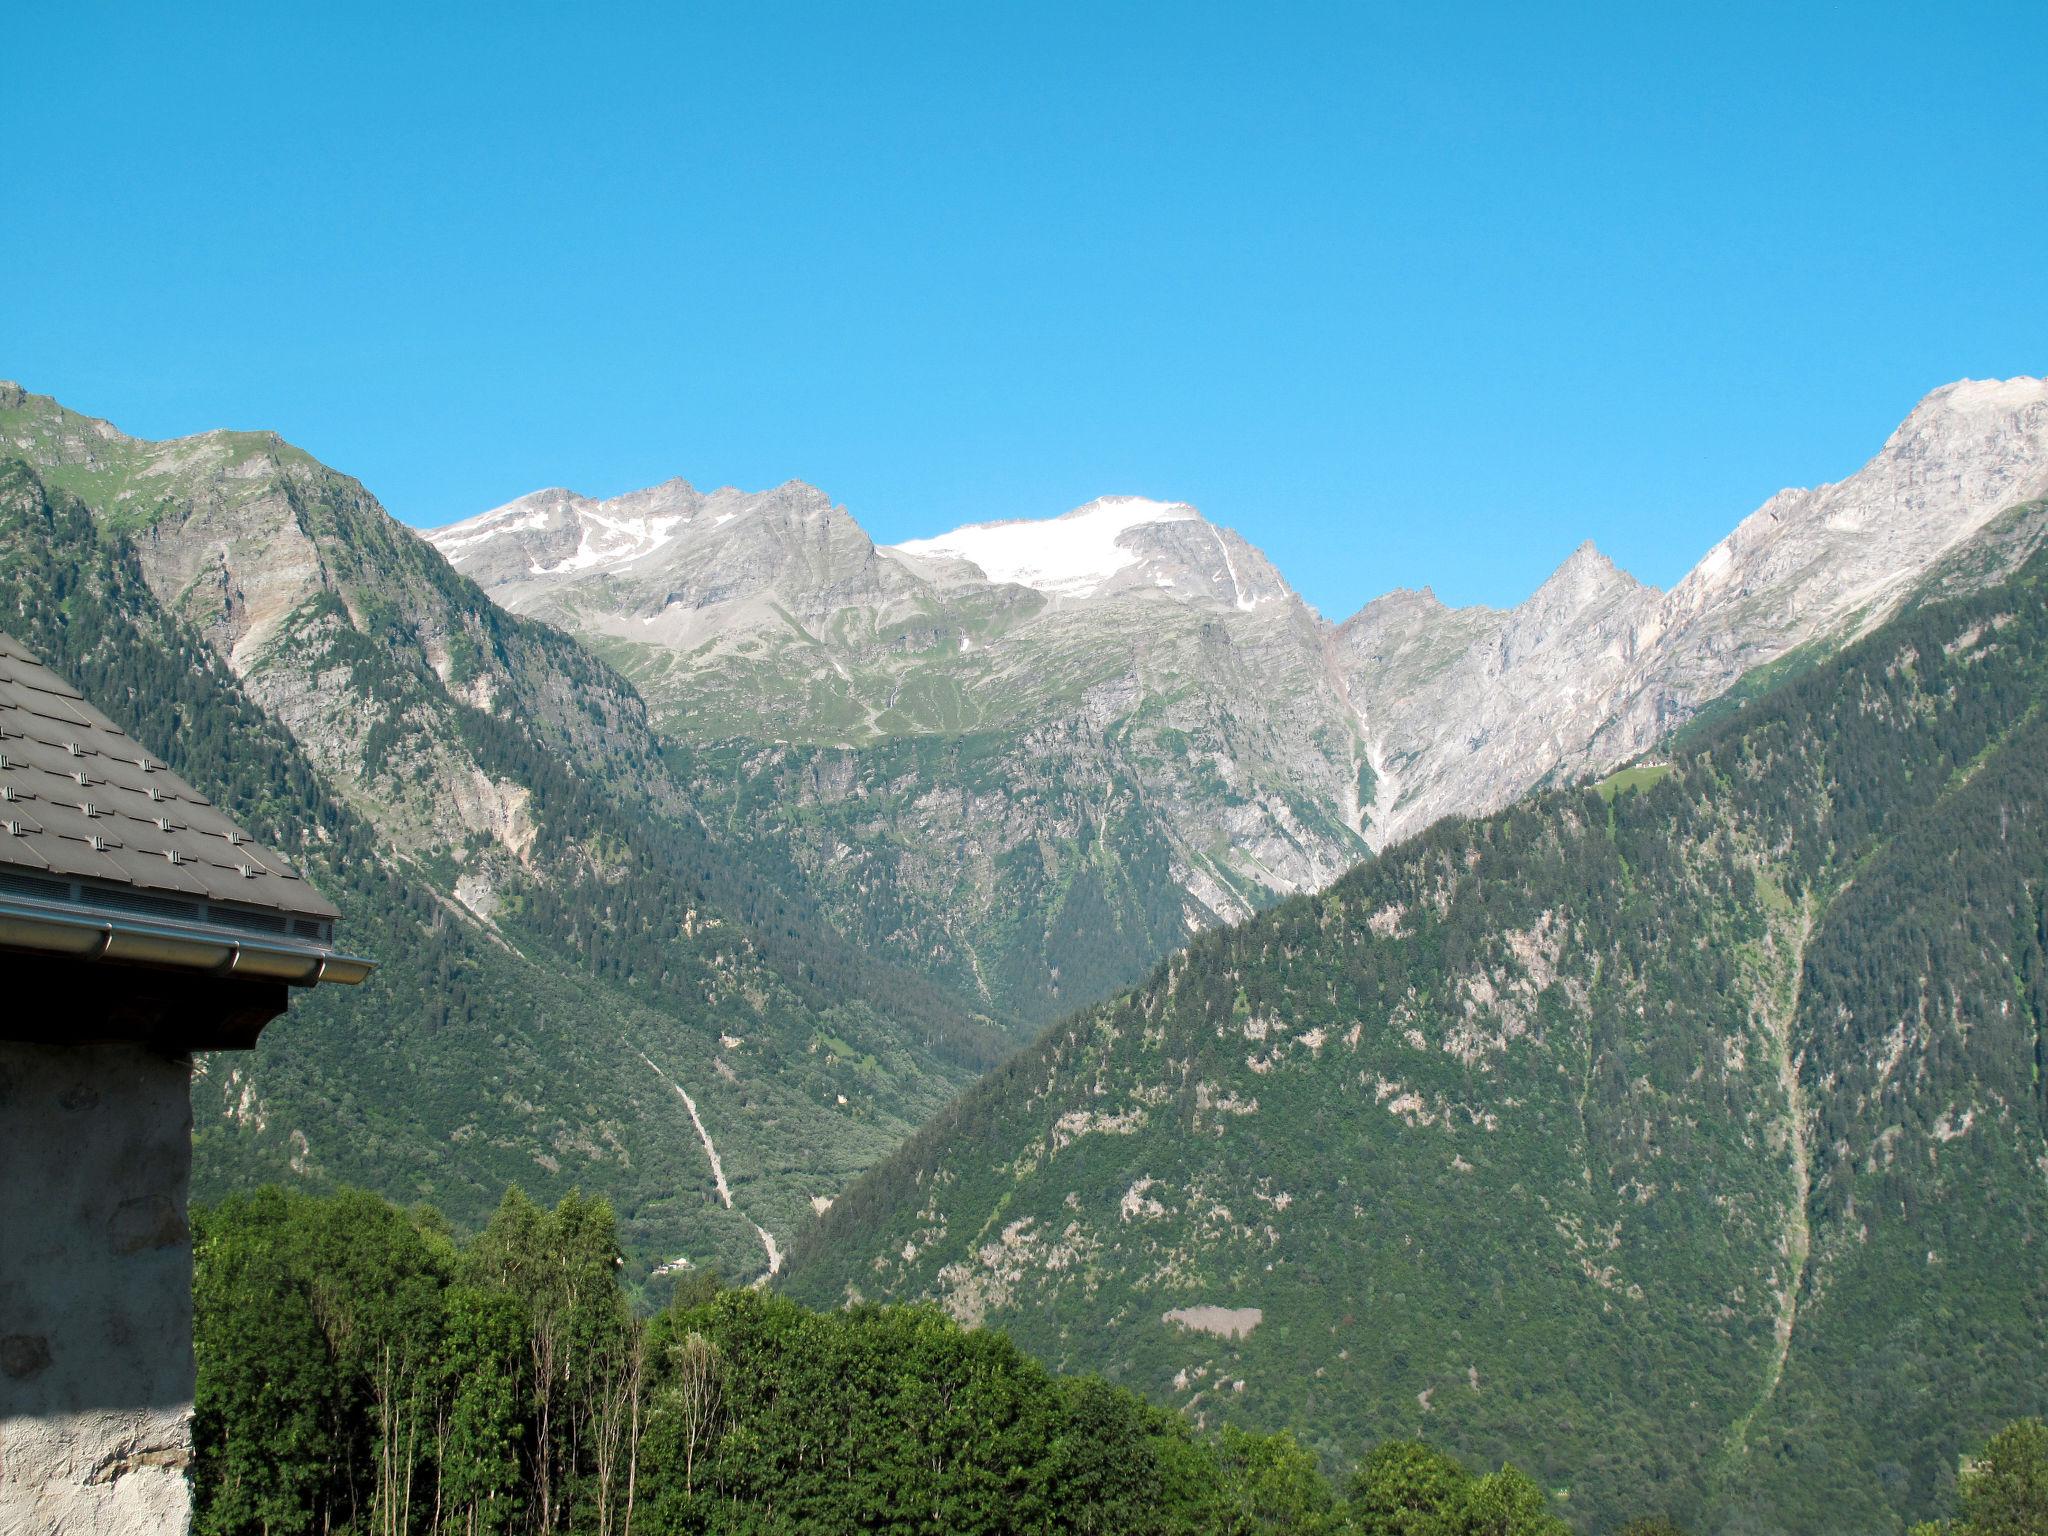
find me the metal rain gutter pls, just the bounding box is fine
[0,892,373,986]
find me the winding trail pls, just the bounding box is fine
[639,1051,783,1278]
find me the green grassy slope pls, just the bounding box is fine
[783,535,2048,1533]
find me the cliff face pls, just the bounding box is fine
[433,484,1379,1020]
[433,378,2048,1021]
[0,382,673,901]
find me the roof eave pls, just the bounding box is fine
[0,892,374,987]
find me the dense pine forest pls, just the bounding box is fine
[193,1184,2046,1536]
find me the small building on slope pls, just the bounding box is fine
[0,629,371,1535]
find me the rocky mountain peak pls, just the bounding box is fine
[401,374,2048,996]
[1348,585,1450,623]
[1892,373,2048,440]
[1336,375,2048,852]
[1528,539,1644,606]
[1558,537,1615,574]
[426,476,857,588]
[1660,375,2048,630]
[2,383,135,455]
[429,480,705,582]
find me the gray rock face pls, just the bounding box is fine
[0,384,1002,1278]
[431,377,2048,1016]
[1341,376,2048,845]
[443,478,928,646]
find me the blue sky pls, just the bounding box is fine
[5,3,2044,615]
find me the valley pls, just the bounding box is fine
[15,13,2048,1534]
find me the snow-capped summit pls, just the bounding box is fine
[885,495,1295,612]
[887,496,1203,599]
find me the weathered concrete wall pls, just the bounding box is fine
[0,1042,195,1535]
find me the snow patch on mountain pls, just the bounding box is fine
[531,509,691,574]
[426,480,712,579]
[889,495,1200,598]
[431,505,553,552]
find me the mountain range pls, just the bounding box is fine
[429,377,2048,1021]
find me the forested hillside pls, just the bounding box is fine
[185,1182,1686,1536]
[190,1185,2048,1536]
[783,522,2048,1533]
[0,456,996,1282]
[669,725,1213,1024]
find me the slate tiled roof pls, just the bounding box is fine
[0,629,339,926]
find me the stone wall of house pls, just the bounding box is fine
[0,1042,196,1536]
